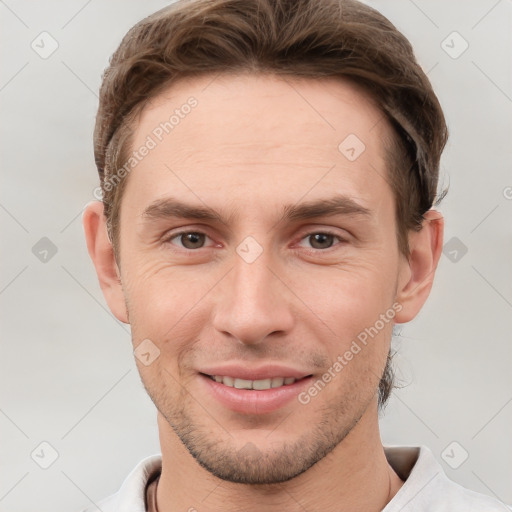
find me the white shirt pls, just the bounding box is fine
[79,446,511,511]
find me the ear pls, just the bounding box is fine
[394,210,444,323]
[83,201,129,323]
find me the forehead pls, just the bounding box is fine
[125,73,393,215]
[136,72,387,155]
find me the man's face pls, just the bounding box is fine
[116,73,407,484]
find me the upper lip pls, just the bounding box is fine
[199,364,312,381]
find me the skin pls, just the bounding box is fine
[84,73,443,512]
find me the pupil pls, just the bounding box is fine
[183,232,204,249]
[311,233,333,249]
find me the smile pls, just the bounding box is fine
[199,372,314,414]
[206,375,301,390]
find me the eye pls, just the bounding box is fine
[164,230,345,252]
[166,231,212,250]
[298,232,344,250]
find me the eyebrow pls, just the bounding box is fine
[141,194,372,226]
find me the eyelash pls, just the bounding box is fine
[296,231,347,251]
[163,229,347,252]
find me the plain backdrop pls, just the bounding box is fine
[1,1,511,511]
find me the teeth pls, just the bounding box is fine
[252,378,272,390]
[234,378,252,389]
[223,376,234,387]
[271,377,284,388]
[210,375,298,390]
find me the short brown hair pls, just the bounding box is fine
[93,0,448,407]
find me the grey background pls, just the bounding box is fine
[0,1,511,511]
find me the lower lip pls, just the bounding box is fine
[199,374,313,414]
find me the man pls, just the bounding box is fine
[82,0,509,510]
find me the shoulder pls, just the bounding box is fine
[430,470,511,511]
[77,454,162,512]
[384,445,511,512]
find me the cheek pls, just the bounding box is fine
[122,236,399,360]
[122,258,220,356]
[290,259,397,395]
[292,256,398,332]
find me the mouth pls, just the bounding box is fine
[198,370,314,414]
[202,373,311,390]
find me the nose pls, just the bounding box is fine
[211,243,295,346]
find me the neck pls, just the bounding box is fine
[155,404,403,512]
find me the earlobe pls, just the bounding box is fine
[394,210,444,324]
[83,201,129,323]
